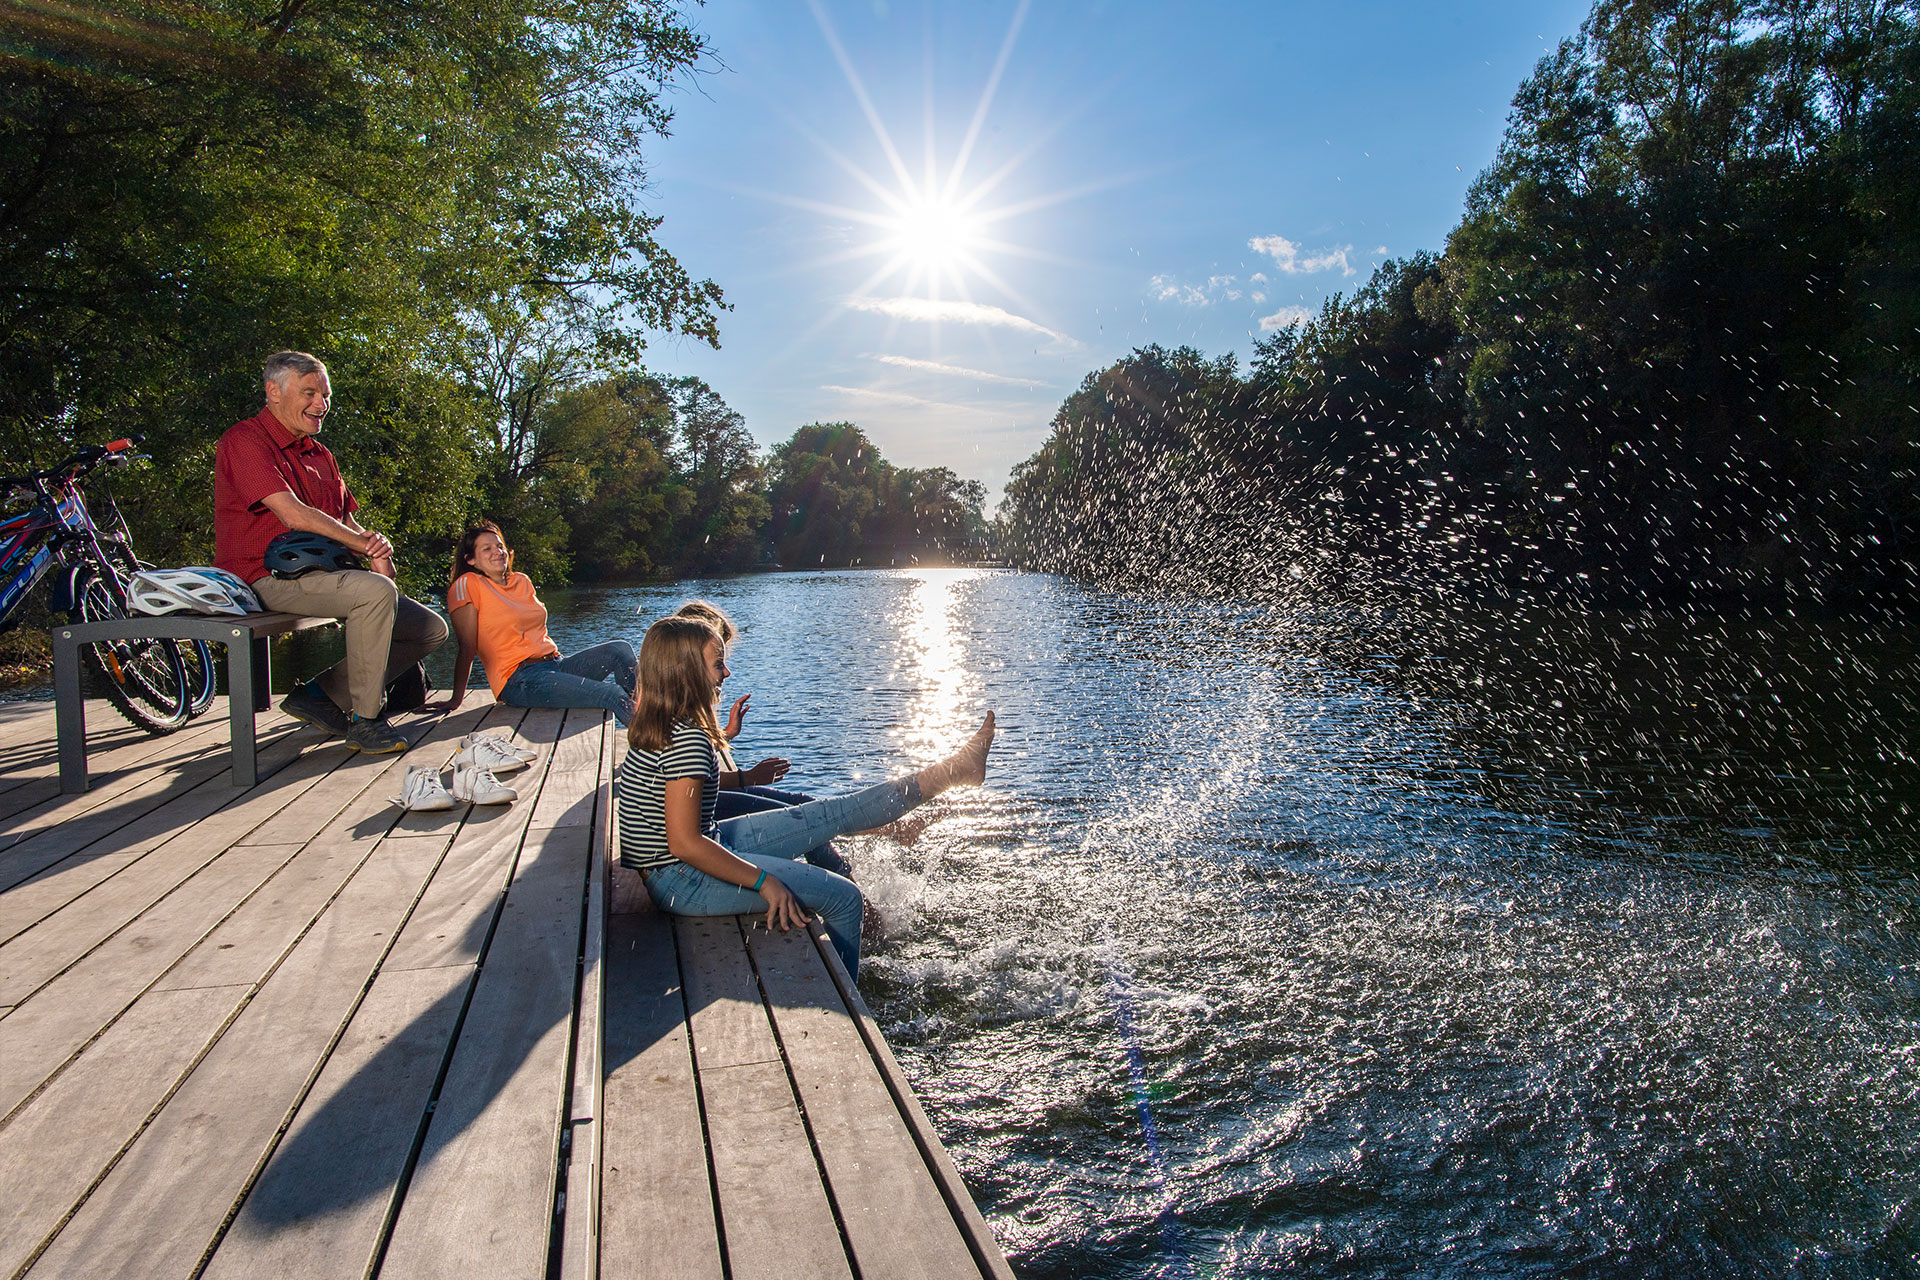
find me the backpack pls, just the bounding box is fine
[382,661,432,715]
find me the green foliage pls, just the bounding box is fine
[1002,0,1920,611]
[767,423,988,568]
[0,0,722,590]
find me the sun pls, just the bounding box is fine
[884,193,985,276]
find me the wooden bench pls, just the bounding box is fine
[52,610,338,793]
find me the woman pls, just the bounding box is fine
[435,522,637,721]
[619,614,993,977]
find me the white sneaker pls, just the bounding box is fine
[452,762,518,805]
[456,734,535,770]
[389,766,457,812]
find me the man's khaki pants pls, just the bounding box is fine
[251,570,449,719]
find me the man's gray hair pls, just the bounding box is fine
[262,350,326,388]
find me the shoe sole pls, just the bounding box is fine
[346,739,408,755]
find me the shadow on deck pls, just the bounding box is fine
[0,696,1011,1279]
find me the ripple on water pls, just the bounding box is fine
[573,572,1917,1278]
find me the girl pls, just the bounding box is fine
[436,522,637,722]
[619,614,993,977]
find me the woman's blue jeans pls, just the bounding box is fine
[640,776,923,977]
[500,640,636,723]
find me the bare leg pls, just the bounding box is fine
[912,712,995,799]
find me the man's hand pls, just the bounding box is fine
[724,693,750,741]
[359,530,393,561]
[742,757,791,788]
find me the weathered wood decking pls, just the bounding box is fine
[0,694,1012,1279]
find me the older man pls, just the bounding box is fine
[214,350,448,754]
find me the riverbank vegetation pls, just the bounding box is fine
[1000,0,1920,612]
[0,0,985,602]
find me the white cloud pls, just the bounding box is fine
[1259,305,1313,331]
[1248,234,1355,276]
[1251,291,1267,304]
[868,354,1045,387]
[1373,245,1389,255]
[1150,273,1208,305]
[1250,271,1269,283]
[820,384,1001,416]
[845,295,1065,342]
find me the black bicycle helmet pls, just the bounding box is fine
[264,531,364,578]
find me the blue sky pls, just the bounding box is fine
[642,0,1595,503]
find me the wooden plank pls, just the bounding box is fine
[528,707,604,830]
[0,719,311,895]
[678,915,782,1070]
[0,733,362,1004]
[362,698,520,839]
[25,836,451,1280]
[746,922,987,1279]
[0,711,262,849]
[0,710,234,820]
[806,922,1018,1280]
[0,984,246,1279]
[599,909,723,1280]
[0,723,345,949]
[678,915,850,1280]
[228,707,459,847]
[556,714,609,1280]
[379,800,536,973]
[379,821,592,1279]
[199,964,471,1280]
[0,843,301,1123]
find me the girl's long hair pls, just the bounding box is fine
[629,616,725,753]
[449,521,512,589]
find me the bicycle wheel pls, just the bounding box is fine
[73,567,191,734]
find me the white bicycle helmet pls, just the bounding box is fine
[127,567,263,617]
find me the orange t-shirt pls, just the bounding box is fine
[447,571,561,695]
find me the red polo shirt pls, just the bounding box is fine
[213,407,358,584]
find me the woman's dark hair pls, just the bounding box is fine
[450,521,512,588]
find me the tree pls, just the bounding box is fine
[0,0,724,589]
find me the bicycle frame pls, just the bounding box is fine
[0,442,139,633]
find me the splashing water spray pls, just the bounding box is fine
[1104,954,1197,1279]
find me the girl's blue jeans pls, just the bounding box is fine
[640,776,923,976]
[499,640,636,723]
[711,785,850,876]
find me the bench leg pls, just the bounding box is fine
[227,633,258,787]
[250,634,273,712]
[55,631,88,794]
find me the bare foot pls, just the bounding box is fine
[915,712,995,798]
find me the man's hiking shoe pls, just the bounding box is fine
[451,761,517,805]
[452,735,531,774]
[282,684,350,738]
[344,715,408,755]
[389,766,456,812]
[459,731,537,763]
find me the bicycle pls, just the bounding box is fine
[0,435,215,733]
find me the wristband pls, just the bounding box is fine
[751,869,768,892]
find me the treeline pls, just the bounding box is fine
[0,0,984,597]
[482,379,989,584]
[1001,0,1920,612]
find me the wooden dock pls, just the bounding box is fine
[0,694,1013,1279]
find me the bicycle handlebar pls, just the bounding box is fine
[0,434,144,489]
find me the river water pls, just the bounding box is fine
[17,568,1916,1276]
[537,569,1918,1280]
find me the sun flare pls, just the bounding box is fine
[884,194,985,275]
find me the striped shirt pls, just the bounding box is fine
[617,720,719,870]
